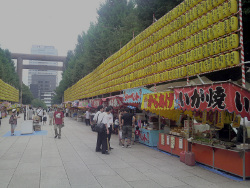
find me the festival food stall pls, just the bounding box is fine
[172,81,250,179]
[123,87,152,122]
[140,91,176,146]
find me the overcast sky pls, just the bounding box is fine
[0,0,105,56]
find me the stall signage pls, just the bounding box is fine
[139,131,150,144]
[161,133,165,145]
[171,136,175,149]
[179,138,183,149]
[167,135,170,145]
[78,100,88,108]
[174,82,250,120]
[72,100,79,107]
[123,88,152,103]
[108,97,123,108]
[141,91,174,110]
[89,99,102,108]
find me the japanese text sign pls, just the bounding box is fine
[108,97,123,109]
[123,88,152,103]
[174,82,250,120]
[89,99,102,108]
[141,91,174,110]
[78,100,88,108]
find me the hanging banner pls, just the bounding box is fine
[108,96,124,109]
[141,91,174,111]
[123,87,152,103]
[72,100,79,107]
[89,99,102,108]
[217,111,224,129]
[78,100,88,108]
[202,110,207,124]
[174,82,250,120]
[232,113,241,128]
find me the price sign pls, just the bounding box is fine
[161,133,165,145]
[171,136,175,149]
[179,138,183,149]
[167,135,170,145]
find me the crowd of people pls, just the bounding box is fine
[93,105,139,155]
[9,106,64,139]
[7,104,141,155]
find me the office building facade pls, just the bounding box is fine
[28,45,59,87]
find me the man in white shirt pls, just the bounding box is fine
[85,109,90,126]
[104,106,114,149]
[36,106,43,122]
[95,105,109,154]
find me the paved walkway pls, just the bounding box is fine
[0,114,249,188]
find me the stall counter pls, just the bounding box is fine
[139,128,163,147]
[191,142,250,178]
[158,133,188,156]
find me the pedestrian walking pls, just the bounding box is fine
[85,108,90,126]
[49,109,54,125]
[118,109,125,145]
[105,106,114,150]
[27,107,34,120]
[53,107,64,139]
[65,108,69,117]
[42,112,47,125]
[121,108,135,148]
[9,109,20,136]
[36,106,43,122]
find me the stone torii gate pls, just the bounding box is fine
[11,53,67,102]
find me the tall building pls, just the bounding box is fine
[28,45,59,107]
[28,45,59,87]
[31,75,57,107]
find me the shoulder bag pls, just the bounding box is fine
[95,115,106,133]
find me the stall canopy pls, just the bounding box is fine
[123,87,152,103]
[174,81,250,120]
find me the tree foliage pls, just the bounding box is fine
[31,99,47,109]
[54,0,250,102]
[0,47,20,89]
[22,84,34,104]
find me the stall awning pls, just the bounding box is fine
[123,87,152,103]
[174,81,250,120]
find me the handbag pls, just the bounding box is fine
[95,115,106,133]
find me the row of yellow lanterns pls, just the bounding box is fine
[0,79,19,102]
[64,0,238,101]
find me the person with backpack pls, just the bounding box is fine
[9,109,20,136]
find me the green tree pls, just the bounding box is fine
[31,99,47,109]
[135,0,182,29]
[22,84,34,104]
[0,48,20,89]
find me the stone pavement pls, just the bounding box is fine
[0,114,249,188]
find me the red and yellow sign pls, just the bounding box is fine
[141,91,174,111]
